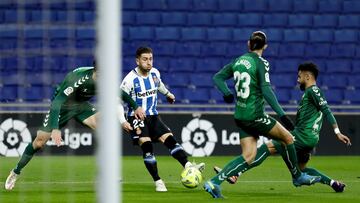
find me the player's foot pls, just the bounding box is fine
[5,170,19,190]
[203,181,223,198]
[213,166,238,184]
[331,181,346,192]
[155,179,167,192]
[191,162,205,173]
[292,172,321,187]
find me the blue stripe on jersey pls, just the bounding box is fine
[129,77,142,117]
[150,72,159,115]
[143,77,154,115]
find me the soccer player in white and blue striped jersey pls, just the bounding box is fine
[121,46,204,192]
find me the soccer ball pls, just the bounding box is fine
[180,166,203,188]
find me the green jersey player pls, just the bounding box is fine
[215,62,352,192]
[5,61,145,190]
[204,31,321,198]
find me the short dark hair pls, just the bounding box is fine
[249,31,267,51]
[136,46,153,58]
[298,62,319,79]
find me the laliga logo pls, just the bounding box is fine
[181,118,217,157]
[0,118,32,157]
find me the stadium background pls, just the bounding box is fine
[0,0,359,157]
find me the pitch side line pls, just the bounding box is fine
[1,180,360,184]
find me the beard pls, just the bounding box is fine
[299,83,306,91]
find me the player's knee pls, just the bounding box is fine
[140,141,154,158]
[242,150,256,164]
[33,137,47,149]
[163,136,180,151]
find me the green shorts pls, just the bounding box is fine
[272,139,314,164]
[39,102,97,132]
[235,114,277,139]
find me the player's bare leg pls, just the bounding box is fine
[5,130,51,190]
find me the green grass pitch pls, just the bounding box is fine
[1,156,359,203]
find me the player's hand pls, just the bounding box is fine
[223,94,234,103]
[134,107,145,120]
[166,93,175,104]
[51,129,63,147]
[121,121,133,133]
[280,115,295,131]
[336,133,352,146]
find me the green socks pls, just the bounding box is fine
[274,142,301,179]
[211,155,249,185]
[302,167,332,185]
[249,144,271,168]
[13,143,39,174]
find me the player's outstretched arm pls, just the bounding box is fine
[213,63,234,103]
[158,81,175,104]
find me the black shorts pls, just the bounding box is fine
[128,115,172,145]
[296,147,314,164]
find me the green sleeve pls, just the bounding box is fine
[258,59,285,117]
[121,90,138,109]
[213,62,234,96]
[309,87,337,125]
[48,91,69,129]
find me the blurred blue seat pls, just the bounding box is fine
[213,14,237,26]
[201,42,227,56]
[123,11,135,25]
[318,0,342,13]
[264,43,280,57]
[18,86,45,102]
[343,0,360,13]
[170,88,185,103]
[352,60,360,73]
[275,88,291,104]
[271,74,296,88]
[75,28,95,49]
[356,46,360,59]
[322,75,348,88]
[279,43,305,57]
[25,9,43,23]
[283,29,307,42]
[49,28,70,48]
[162,73,190,88]
[183,88,210,104]
[23,27,43,48]
[326,60,352,73]
[313,15,337,28]
[334,30,357,43]
[161,12,186,25]
[168,58,195,72]
[175,42,201,56]
[0,57,18,72]
[155,27,180,40]
[0,28,18,50]
[195,58,222,73]
[1,73,23,85]
[50,10,68,23]
[323,89,343,104]
[233,28,254,41]
[152,42,176,56]
[290,89,303,104]
[167,0,192,11]
[331,44,356,58]
[24,73,52,86]
[348,75,360,88]
[338,15,360,28]
[275,59,299,73]
[128,27,154,40]
[264,28,283,42]
[4,9,17,23]
[193,0,217,11]
[238,14,262,27]
[24,56,44,72]
[51,73,67,85]
[263,14,287,27]
[122,57,135,73]
[309,29,333,42]
[288,14,312,27]
[268,0,292,12]
[154,57,169,71]
[142,0,166,10]
[218,0,241,11]
[81,11,95,23]
[187,13,211,26]
[344,90,360,104]
[136,12,161,25]
[209,88,224,104]
[293,0,317,13]
[74,1,95,10]
[190,74,214,88]
[207,28,232,41]
[181,27,206,41]
[305,44,331,57]
[0,85,17,101]
[243,0,266,12]
[123,0,141,10]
